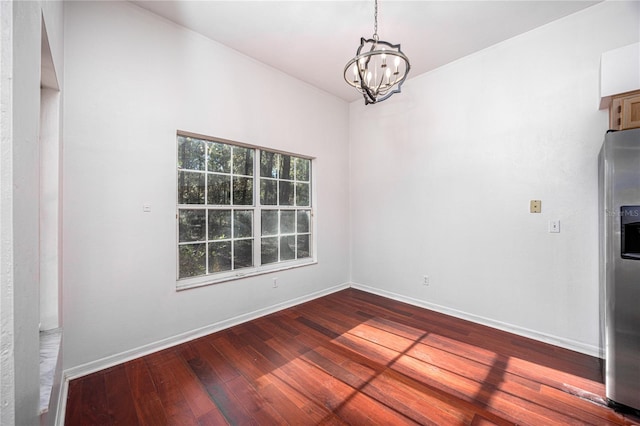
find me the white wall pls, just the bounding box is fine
[40,87,61,332]
[350,1,640,356]
[0,1,64,424]
[62,1,350,372]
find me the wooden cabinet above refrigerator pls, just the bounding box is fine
[610,90,640,131]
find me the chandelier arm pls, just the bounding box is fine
[362,76,377,103]
[373,70,386,95]
[343,58,359,88]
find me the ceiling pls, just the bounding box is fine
[131,0,600,102]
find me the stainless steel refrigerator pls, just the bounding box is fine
[599,127,640,411]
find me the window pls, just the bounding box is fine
[176,133,314,288]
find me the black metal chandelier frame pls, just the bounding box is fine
[343,0,410,105]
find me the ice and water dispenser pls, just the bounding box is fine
[621,206,640,260]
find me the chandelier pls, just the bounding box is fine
[344,0,410,105]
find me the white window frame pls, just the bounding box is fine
[176,131,317,290]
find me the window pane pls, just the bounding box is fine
[280,236,295,261]
[261,237,278,264]
[233,176,253,205]
[234,210,252,238]
[233,146,254,176]
[178,136,205,171]
[295,183,310,206]
[279,154,294,181]
[234,240,253,269]
[260,151,279,178]
[179,244,206,278]
[261,210,278,236]
[207,142,231,173]
[297,210,310,233]
[179,209,206,242]
[208,174,231,205]
[178,171,205,204]
[279,181,294,206]
[209,241,231,272]
[260,180,277,205]
[296,158,310,182]
[208,210,231,240]
[297,235,310,259]
[281,210,295,234]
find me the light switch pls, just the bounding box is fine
[530,200,541,213]
[143,204,151,212]
[549,220,560,233]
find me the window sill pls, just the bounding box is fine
[176,259,318,291]
[39,328,62,414]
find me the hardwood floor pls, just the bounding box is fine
[65,288,640,425]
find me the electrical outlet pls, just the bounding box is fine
[549,220,560,233]
[423,275,429,286]
[273,278,278,288]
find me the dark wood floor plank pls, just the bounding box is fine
[64,376,84,426]
[80,372,111,425]
[170,351,221,419]
[262,329,421,425]
[251,317,312,355]
[196,336,292,424]
[124,358,157,399]
[65,288,640,426]
[224,373,288,424]
[214,334,342,425]
[400,346,611,425]
[540,384,635,425]
[187,354,257,425]
[190,337,240,383]
[375,367,512,426]
[131,393,168,426]
[210,336,274,387]
[145,352,199,426]
[196,408,229,426]
[176,341,199,362]
[471,413,503,426]
[124,358,169,426]
[104,365,139,425]
[303,346,469,425]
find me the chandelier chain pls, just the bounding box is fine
[373,0,378,40]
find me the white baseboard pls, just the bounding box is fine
[55,282,349,425]
[350,282,601,358]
